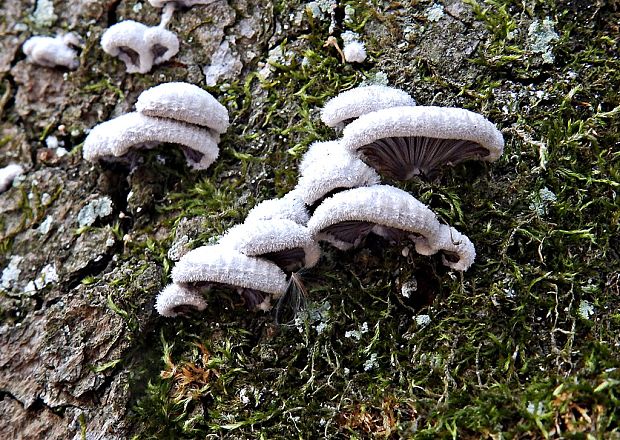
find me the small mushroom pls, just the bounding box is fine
[292,140,380,211]
[22,33,81,69]
[136,82,229,134]
[341,106,504,180]
[83,112,219,170]
[155,283,207,317]
[0,164,24,193]
[307,185,475,270]
[100,20,179,73]
[321,85,416,129]
[341,31,367,64]
[245,193,310,225]
[218,219,321,272]
[171,245,289,311]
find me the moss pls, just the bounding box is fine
[95,0,620,438]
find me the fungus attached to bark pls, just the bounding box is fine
[292,140,380,211]
[22,33,81,69]
[245,193,310,225]
[307,185,475,270]
[0,164,24,193]
[341,106,504,180]
[155,283,207,317]
[100,20,179,73]
[136,82,229,134]
[321,85,416,129]
[82,112,219,170]
[172,245,289,311]
[218,219,321,272]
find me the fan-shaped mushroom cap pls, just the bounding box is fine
[155,283,207,317]
[22,34,80,69]
[427,224,476,271]
[320,85,416,128]
[136,82,229,134]
[83,112,219,170]
[308,185,441,252]
[245,193,310,225]
[293,140,380,208]
[341,106,504,180]
[218,219,321,271]
[172,245,288,297]
[0,164,24,193]
[101,21,179,73]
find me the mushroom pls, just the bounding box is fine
[307,185,475,270]
[171,245,289,311]
[0,164,24,193]
[136,82,229,134]
[100,20,179,74]
[292,140,380,211]
[245,193,310,225]
[82,112,219,170]
[341,106,504,180]
[155,283,207,317]
[218,219,321,272]
[341,31,367,64]
[22,33,81,69]
[148,0,218,26]
[321,85,416,129]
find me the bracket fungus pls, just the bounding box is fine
[156,283,207,317]
[0,164,24,193]
[100,20,179,73]
[321,85,416,129]
[171,245,289,311]
[22,33,81,69]
[136,82,229,134]
[218,219,321,272]
[292,140,380,211]
[82,112,219,170]
[244,193,310,225]
[341,106,504,180]
[307,185,475,271]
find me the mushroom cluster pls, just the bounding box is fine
[155,84,503,318]
[101,1,216,73]
[156,194,319,317]
[83,82,228,170]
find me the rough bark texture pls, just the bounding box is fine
[1,0,619,438]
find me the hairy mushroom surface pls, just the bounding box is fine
[155,283,207,317]
[101,21,179,73]
[245,193,310,225]
[341,106,504,180]
[321,85,416,128]
[22,33,81,69]
[293,140,380,211]
[82,112,219,170]
[0,164,24,193]
[218,219,321,272]
[172,245,289,310]
[136,82,229,134]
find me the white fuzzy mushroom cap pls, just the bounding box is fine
[343,41,367,63]
[342,106,504,161]
[172,245,288,296]
[22,34,80,70]
[321,85,416,128]
[155,283,207,317]
[218,219,321,269]
[307,185,441,254]
[427,224,476,271]
[101,21,179,74]
[136,82,229,134]
[0,164,24,193]
[245,193,310,225]
[82,112,219,170]
[293,141,380,206]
